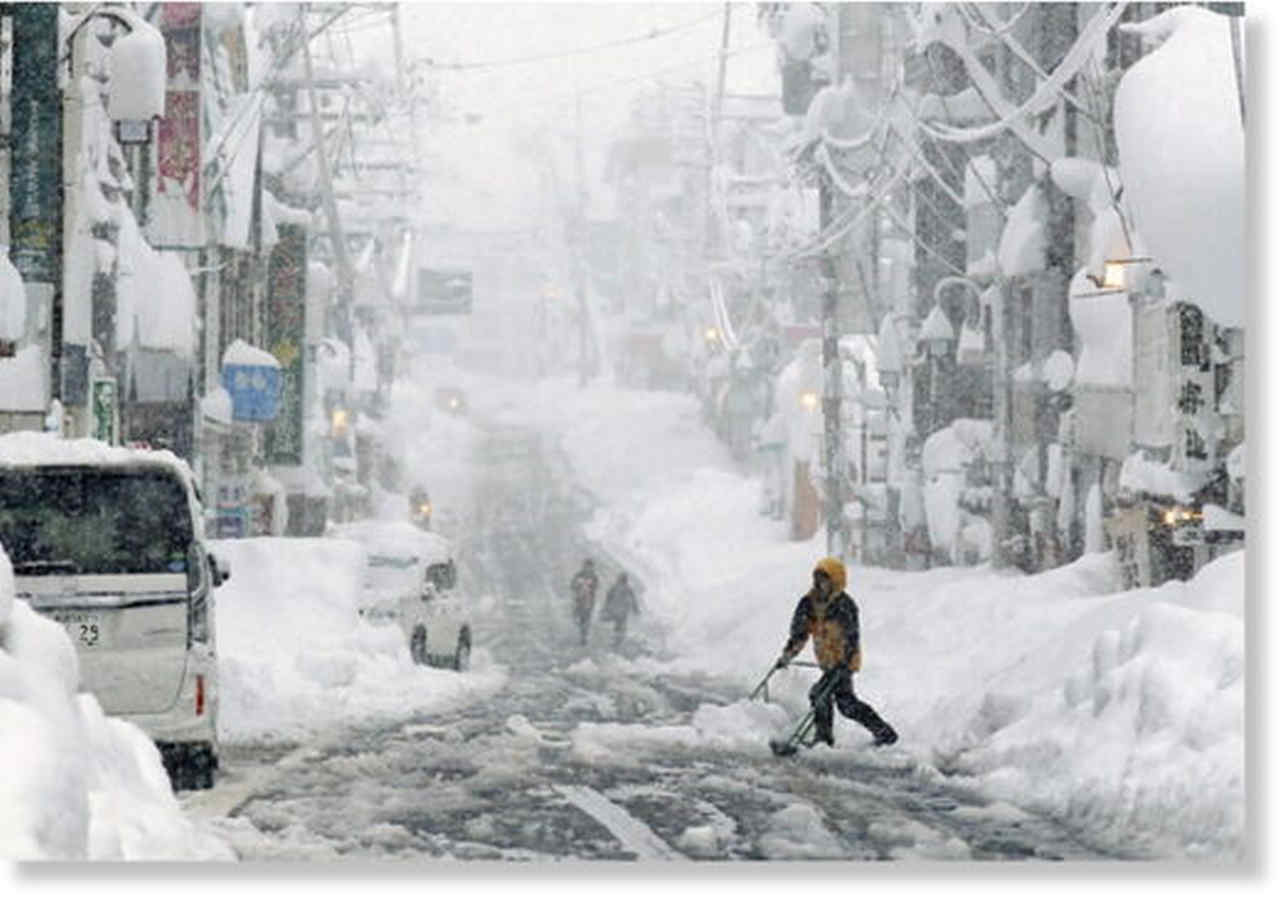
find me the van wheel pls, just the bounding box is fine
[161,742,216,791]
[410,626,428,665]
[451,630,471,672]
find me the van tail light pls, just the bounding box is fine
[196,675,205,717]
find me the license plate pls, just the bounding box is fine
[1173,524,1204,546]
[45,610,104,648]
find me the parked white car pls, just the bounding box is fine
[0,433,225,790]
[328,520,472,670]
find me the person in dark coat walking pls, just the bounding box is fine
[602,571,640,650]
[775,556,897,747]
[570,558,599,645]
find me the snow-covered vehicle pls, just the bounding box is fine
[328,520,472,670]
[0,433,226,790]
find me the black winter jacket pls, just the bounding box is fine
[782,591,862,672]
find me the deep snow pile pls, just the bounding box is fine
[0,546,233,860]
[210,536,504,746]
[456,369,1245,861]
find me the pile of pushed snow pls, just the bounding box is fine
[211,536,504,746]
[0,547,232,860]
[934,552,1244,858]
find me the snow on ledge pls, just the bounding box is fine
[1118,452,1202,503]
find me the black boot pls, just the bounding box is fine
[872,724,898,746]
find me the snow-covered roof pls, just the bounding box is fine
[0,431,195,487]
[327,520,453,565]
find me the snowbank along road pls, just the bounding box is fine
[189,421,1131,861]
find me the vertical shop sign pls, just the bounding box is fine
[91,377,118,444]
[8,4,61,284]
[265,224,307,464]
[148,4,204,247]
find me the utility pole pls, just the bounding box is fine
[990,278,1013,568]
[706,3,731,258]
[300,6,356,380]
[820,4,850,561]
[574,91,590,387]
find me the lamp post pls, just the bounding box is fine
[57,6,165,441]
[918,302,954,434]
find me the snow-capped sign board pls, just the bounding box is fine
[221,340,282,422]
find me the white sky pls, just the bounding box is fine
[399,2,779,133]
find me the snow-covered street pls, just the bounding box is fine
[182,412,1137,861]
[0,2,1257,888]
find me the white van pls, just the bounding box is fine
[0,434,225,790]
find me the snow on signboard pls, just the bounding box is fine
[1115,7,1244,328]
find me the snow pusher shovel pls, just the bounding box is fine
[768,666,837,758]
[749,659,820,703]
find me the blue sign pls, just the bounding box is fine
[222,364,282,422]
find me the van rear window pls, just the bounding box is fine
[0,468,193,575]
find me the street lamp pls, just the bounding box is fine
[876,311,903,394]
[64,7,167,146]
[919,303,955,360]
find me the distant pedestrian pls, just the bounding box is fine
[570,558,599,645]
[602,572,640,650]
[775,557,897,747]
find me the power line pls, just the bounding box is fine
[416,11,722,72]
[461,40,774,127]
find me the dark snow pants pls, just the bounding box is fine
[810,668,894,742]
[574,596,594,644]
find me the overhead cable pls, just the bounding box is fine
[421,11,721,71]
[958,2,1101,124]
[915,3,1125,150]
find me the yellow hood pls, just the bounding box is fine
[813,557,847,594]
